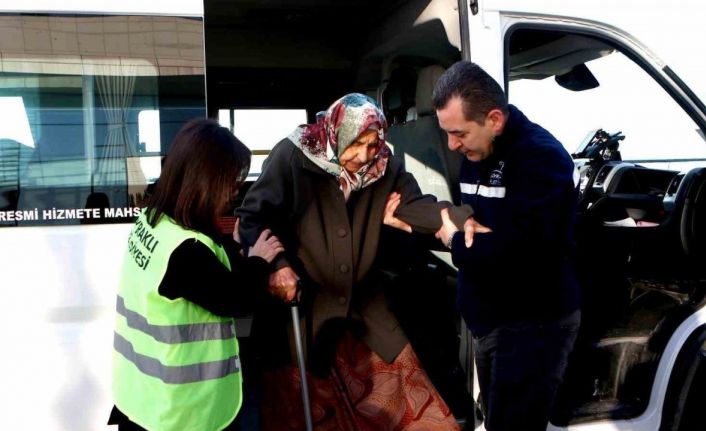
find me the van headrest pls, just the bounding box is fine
[382,67,417,125]
[416,65,446,116]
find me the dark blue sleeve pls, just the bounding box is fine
[450,145,576,266]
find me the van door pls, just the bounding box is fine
[463,1,706,430]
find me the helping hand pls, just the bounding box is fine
[383,192,412,233]
[436,208,492,248]
[248,229,284,263]
[460,216,492,248]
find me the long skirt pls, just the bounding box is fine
[261,333,460,431]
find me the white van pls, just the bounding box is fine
[0,1,703,430]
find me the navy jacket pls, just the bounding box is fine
[451,105,580,337]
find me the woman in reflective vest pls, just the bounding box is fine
[109,118,284,431]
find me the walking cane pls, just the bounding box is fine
[291,281,314,431]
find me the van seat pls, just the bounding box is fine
[381,66,417,126]
[387,65,462,204]
[679,167,706,268]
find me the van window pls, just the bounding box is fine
[217,109,307,179]
[0,15,205,227]
[508,31,706,172]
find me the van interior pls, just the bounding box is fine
[507,27,706,424]
[203,1,706,426]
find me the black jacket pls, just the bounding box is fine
[450,105,580,337]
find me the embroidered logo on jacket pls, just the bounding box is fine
[489,161,505,186]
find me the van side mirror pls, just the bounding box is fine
[555,64,599,91]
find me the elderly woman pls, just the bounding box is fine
[237,93,471,430]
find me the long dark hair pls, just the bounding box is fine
[146,118,250,236]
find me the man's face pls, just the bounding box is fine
[437,96,497,162]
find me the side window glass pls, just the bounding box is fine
[0,15,206,227]
[218,109,307,179]
[507,31,706,172]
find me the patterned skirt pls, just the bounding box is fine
[261,333,459,431]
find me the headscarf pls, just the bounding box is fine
[288,93,390,200]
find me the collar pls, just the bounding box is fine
[287,138,335,177]
[491,104,522,160]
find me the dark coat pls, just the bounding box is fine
[237,138,471,363]
[452,105,580,337]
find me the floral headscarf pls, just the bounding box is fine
[288,93,390,200]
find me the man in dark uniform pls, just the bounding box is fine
[432,61,581,431]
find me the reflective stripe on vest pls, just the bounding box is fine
[114,332,240,384]
[116,295,236,343]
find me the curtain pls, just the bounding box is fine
[93,70,139,187]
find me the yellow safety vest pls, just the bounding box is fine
[113,211,241,431]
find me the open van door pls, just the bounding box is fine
[462,0,706,429]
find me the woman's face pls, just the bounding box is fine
[339,129,380,173]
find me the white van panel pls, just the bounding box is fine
[0,0,202,17]
[0,224,131,430]
[545,310,706,431]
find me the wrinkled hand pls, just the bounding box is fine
[268,266,300,302]
[383,192,412,233]
[248,229,284,263]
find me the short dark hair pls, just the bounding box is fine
[432,61,508,123]
[146,118,250,235]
